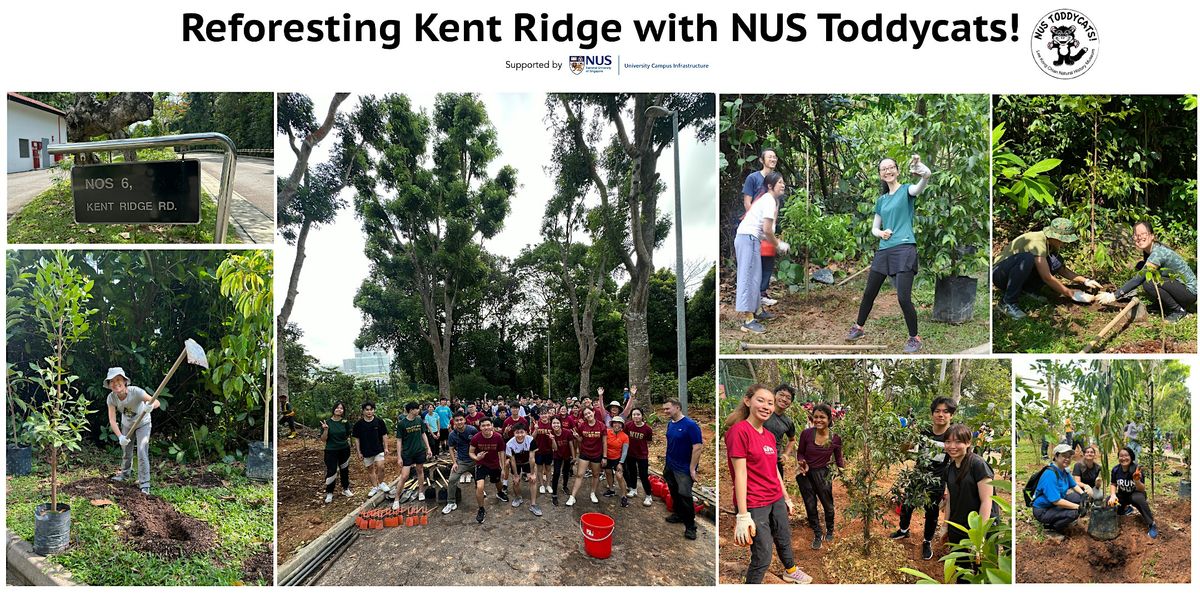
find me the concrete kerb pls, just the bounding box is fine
[5,529,80,586]
[277,476,399,584]
[195,168,272,244]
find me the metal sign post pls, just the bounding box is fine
[47,132,237,243]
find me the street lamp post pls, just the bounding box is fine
[646,105,688,415]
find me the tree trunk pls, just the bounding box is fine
[50,446,58,511]
[625,261,652,400]
[275,219,312,400]
[951,359,966,404]
[861,374,873,557]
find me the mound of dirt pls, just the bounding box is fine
[241,544,274,583]
[62,478,217,559]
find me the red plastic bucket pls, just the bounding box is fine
[580,512,615,559]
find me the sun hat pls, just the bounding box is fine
[1052,443,1074,457]
[611,416,625,425]
[1044,218,1079,243]
[103,367,130,389]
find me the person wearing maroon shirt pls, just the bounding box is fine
[726,384,813,584]
[795,403,845,549]
[566,406,608,506]
[549,416,575,505]
[533,412,555,496]
[624,407,655,506]
[469,419,510,524]
[465,403,484,429]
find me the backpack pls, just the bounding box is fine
[1023,464,1051,507]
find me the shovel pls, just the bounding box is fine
[122,339,209,438]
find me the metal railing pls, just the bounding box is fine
[48,132,237,243]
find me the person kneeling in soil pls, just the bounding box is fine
[944,424,999,581]
[505,423,543,516]
[1032,444,1089,535]
[319,401,353,503]
[1108,446,1158,539]
[1094,221,1197,323]
[105,367,159,494]
[891,396,954,560]
[846,155,932,353]
[992,218,1100,320]
[352,402,390,498]
[470,418,510,523]
[443,413,478,514]
[1072,444,1102,490]
[795,403,843,550]
[727,384,813,584]
[393,402,433,508]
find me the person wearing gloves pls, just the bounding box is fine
[1107,446,1158,539]
[734,171,789,334]
[105,367,159,494]
[1031,444,1090,535]
[992,218,1099,320]
[1094,221,1197,322]
[847,155,932,353]
[726,384,813,584]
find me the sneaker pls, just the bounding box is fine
[552,495,559,506]
[369,485,380,497]
[1148,525,1158,539]
[342,489,354,498]
[643,496,653,506]
[825,530,834,542]
[1166,309,1187,323]
[603,489,617,497]
[754,309,776,321]
[392,499,400,510]
[1122,506,1135,516]
[566,495,577,506]
[621,496,630,508]
[111,473,126,482]
[740,320,766,334]
[921,540,933,560]
[684,527,697,540]
[417,492,426,501]
[760,296,778,307]
[140,486,151,495]
[512,497,523,508]
[999,302,1027,320]
[889,528,909,540]
[325,493,334,504]
[781,567,813,584]
[845,324,865,341]
[627,489,638,498]
[379,482,391,493]
[476,507,486,524]
[665,514,684,524]
[539,485,547,494]
[496,490,510,502]
[903,336,923,354]
[590,492,599,504]
[530,504,543,517]
[442,502,458,514]
[811,535,822,550]
[287,431,298,439]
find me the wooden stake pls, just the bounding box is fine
[1081,298,1140,353]
[739,342,888,351]
[835,265,871,287]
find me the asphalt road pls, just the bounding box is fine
[6,168,62,217]
[187,153,274,219]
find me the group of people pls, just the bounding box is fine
[994,219,1196,321]
[733,148,933,353]
[726,385,998,584]
[1030,443,1158,539]
[315,387,706,539]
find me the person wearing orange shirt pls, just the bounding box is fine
[604,416,631,507]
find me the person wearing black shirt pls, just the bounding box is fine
[763,384,797,479]
[1107,446,1158,539]
[1071,445,1101,490]
[890,396,955,561]
[944,424,998,582]
[352,402,390,498]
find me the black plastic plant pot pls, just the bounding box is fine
[33,502,71,555]
[1180,479,1191,499]
[1087,506,1120,540]
[246,441,273,482]
[932,275,977,324]
[6,443,32,476]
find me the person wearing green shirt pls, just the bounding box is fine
[1095,221,1197,322]
[847,155,932,353]
[992,217,1100,320]
[320,401,353,504]
[393,401,433,508]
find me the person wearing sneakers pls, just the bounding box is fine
[318,401,353,503]
[280,393,298,439]
[726,384,813,584]
[394,401,433,508]
[1032,444,1088,535]
[470,418,509,523]
[505,423,543,516]
[533,410,555,498]
[1096,221,1197,322]
[734,171,789,334]
[603,416,631,507]
[890,396,954,560]
[992,217,1099,320]
[795,403,844,550]
[549,416,575,504]
[663,397,704,540]
[443,413,478,514]
[740,148,784,310]
[104,367,159,494]
[566,401,608,506]
[623,408,655,505]
[847,155,932,353]
[352,402,390,498]
[1108,446,1158,539]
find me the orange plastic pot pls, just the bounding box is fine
[384,512,400,528]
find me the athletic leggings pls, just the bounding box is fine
[1116,490,1155,528]
[857,270,918,337]
[552,457,572,494]
[624,458,652,495]
[796,467,836,536]
[323,447,351,493]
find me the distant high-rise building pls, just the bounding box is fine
[342,348,391,381]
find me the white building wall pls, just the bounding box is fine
[7,100,68,173]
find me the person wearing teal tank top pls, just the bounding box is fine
[846,155,932,353]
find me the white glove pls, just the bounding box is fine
[1096,292,1117,305]
[776,240,790,253]
[734,512,756,546]
[1072,290,1095,304]
[912,162,932,178]
[118,435,130,447]
[1083,279,1102,290]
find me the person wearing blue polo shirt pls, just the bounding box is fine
[662,398,704,540]
[1032,444,1089,535]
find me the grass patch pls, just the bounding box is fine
[5,449,272,586]
[993,290,1196,353]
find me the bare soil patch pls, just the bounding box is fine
[61,477,217,559]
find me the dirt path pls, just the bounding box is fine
[62,477,217,559]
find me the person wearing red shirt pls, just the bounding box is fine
[727,384,812,584]
[604,416,631,507]
[469,419,510,524]
[624,407,654,505]
[549,416,575,505]
[533,411,555,496]
[566,406,607,506]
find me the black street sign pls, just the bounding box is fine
[72,160,201,224]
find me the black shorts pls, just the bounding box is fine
[605,458,623,471]
[535,453,553,465]
[580,454,603,465]
[514,463,532,475]
[870,243,919,276]
[475,465,502,483]
[402,452,427,467]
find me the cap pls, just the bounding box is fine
[1044,218,1079,243]
[1052,443,1074,456]
[610,416,625,425]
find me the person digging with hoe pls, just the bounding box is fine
[106,367,159,494]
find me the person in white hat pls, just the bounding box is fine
[1031,443,1089,535]
[104,367,158,494]
[603,416,631,506]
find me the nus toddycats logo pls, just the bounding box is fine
[1031,9,1098,79]
[569,56,585,75]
